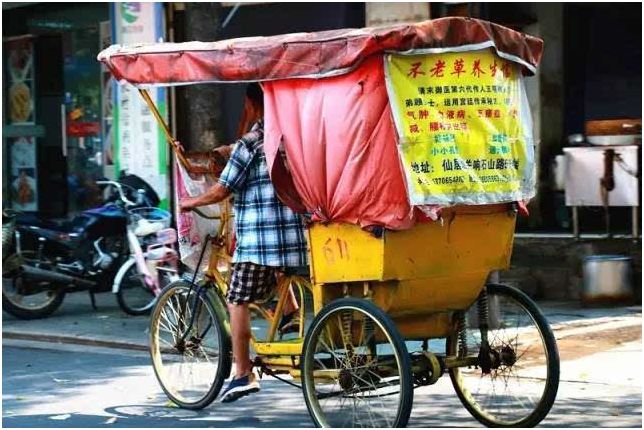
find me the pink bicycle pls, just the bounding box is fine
[113,207,181,315]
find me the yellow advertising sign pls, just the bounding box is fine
[384,49,535,206]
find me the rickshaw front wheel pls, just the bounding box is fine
[447,283,560,427]
[301,297,414,428]
[149,280,232,410]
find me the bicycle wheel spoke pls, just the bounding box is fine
[303,301,411,428]
[449,285,559,427]
[150,282,229,408]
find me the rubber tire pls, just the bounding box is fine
[301,297,414,428]
[2,249,65,320]
[115,258,156,316]
[447,283,560,428]
[2,283,65,320]
[149,280,232,410]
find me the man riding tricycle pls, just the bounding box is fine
[99,16,559,428]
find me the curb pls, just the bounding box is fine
[3,331,148,352]
[4,313,641,353]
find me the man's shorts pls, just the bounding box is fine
[226,262,277,305]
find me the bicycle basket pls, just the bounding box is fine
[129,207,171,237]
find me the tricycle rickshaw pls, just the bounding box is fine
[98,17,559,428]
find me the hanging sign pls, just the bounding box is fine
[112,2,168,208]
[385,49,536,206]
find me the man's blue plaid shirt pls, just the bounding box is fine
[218,121,308,268]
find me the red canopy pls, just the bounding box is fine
[100,18,543,230]
[98,17,543,86]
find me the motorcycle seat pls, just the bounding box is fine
[17,213,93,234]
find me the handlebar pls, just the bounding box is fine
[96,180,137,207]
[2,208,19,218]
[192,207,222,220]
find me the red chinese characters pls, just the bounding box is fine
[471,59,486,78]
[501,62,513,78]
[411,57,514,81]
[489,60,498,77]
[430,60,446,77]
[451,58,466,77]
[407,62,426,78]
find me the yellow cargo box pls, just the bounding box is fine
[308,203,516,284]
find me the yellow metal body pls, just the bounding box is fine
[308,204,516,339]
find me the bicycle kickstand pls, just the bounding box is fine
[89,290,98,311]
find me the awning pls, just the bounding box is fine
[98,17,543,87]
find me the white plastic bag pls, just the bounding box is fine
[173,162,222,272]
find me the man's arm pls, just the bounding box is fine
[180,183,231,212]
[181,131,255,213]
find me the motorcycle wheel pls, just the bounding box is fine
[2,252,65,319]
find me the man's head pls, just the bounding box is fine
[246,82,263,111]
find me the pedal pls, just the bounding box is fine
[253,357,264,379]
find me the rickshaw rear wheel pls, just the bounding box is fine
[447,283,560,427]
[301,298,414,428]
[149,280,232,410]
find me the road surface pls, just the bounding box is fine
[3,340,641,428]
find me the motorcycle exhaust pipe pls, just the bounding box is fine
[20,264,95,288]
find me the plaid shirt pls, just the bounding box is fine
[218,121,308,267]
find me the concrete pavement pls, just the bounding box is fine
[3,291,641,350]
[2,338,641,427]
[2,291,642,427]
[3,292,150,349]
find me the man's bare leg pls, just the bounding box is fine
[228,303,252,378]
[283,286,299,316]
[276,272,300,317]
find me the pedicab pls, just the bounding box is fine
[98,17,559,428]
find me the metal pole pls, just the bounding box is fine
[633,206,639,240]
[221,3,240,29]
[167,3,178,220]
[572,206,579,240]
[137,88,191,170]
[487,270,500,284]
[60,104,67,158]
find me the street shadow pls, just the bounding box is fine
[410,386,642,428]
[4,345,642,428]
[540,394,642,428]
[99,378,314,427]
[3,343,313,427]
[2,412,205,428]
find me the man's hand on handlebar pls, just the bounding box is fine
[179,183,232,214]
[180,198,198,213]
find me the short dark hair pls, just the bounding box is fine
[246,82,263,106]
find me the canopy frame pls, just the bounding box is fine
[138,89,215,174]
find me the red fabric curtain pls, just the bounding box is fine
[263,55,416,230]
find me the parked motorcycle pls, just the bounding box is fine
[2,174,159,319]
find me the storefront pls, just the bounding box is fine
[2,2,169,216]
